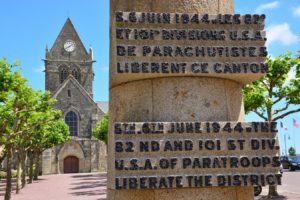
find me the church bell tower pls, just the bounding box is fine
[42,18,107,175]
[44,18,94,98]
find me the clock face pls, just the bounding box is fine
[64,40,76,52]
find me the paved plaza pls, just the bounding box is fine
[0,171,300,200]
[255,170,300,200]
[0,173,106,200]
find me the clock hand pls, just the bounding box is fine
[66,44,73,49]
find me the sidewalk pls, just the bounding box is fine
[1,173,106,200]
[256,187,300,200]
[255,170,300,200]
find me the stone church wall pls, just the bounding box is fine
[45,63,60,94]
[42,139,107,174]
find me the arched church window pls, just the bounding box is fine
[60,68,68,83]
[72,68,80,81]
[65,111,78,136]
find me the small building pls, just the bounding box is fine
[42,18,107,174]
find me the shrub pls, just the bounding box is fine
[0,170,18,180]
[0,171,7,179]
[93,113,108,145]
[11,170,17,178]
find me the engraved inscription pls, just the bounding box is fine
[113,122,281,189]
[111,10,279,191]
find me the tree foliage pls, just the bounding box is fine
[243,52,300,121]
[0,59,20,102]
[243,52,300,197]
[93,113,108,145]
[288,147,296,156]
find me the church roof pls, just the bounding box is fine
[52,75,108,115]
[48,18,91,61]
[52,75,100,110]
[96,101,109,113]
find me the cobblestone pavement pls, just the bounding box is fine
[0,173,106,200]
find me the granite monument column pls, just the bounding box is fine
[108,0,280,199]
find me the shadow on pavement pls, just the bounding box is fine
[0,180,5,197]
[70,173,107,199]
[0,179,16,197]
[257,195,288,200]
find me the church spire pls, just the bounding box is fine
[89,45,93,60]
[45,44,50,59]
[47,17,91,62]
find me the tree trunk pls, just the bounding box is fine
[28,152,34,184]
[267,111,280,197]
[16,152,22,194]
[33,152,40,180]
[28,152,33,184]
[268,185,279,196]
[21,151,27,188]
[5,145,13,200]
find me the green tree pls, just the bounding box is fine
[14,91,69,189]
[288,147,296,156]
[0,58,69,199]
[243,52,300,197]
[0,58,21,163]
[0,59,29,200]
[13,85,38,193]
[29,118,69,181]
[0,58,20,102]
[93,113,108,145]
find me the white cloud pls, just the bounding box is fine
[266,23,298,46]
[34,65,45,73]
[288,67,296,80]
[293,7,300,17]
[255,1,279,13]
[284,66,296,86]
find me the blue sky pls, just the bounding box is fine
[0,0,300,154]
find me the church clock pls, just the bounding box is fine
[64,40,76,52]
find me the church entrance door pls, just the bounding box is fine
[64,156,79,173]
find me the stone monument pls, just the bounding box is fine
[108,0,281,199]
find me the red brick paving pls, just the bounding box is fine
[0,173,106,200]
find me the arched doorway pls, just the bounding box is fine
[64,156,79,173]
[58,141,85,174]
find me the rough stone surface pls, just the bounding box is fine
[111,0,234,14]
[108,187,253,200]
[108,0,269,199]
[110,1,266,88]
[110,77,245,122]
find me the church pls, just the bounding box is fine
[41,18,107,174]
